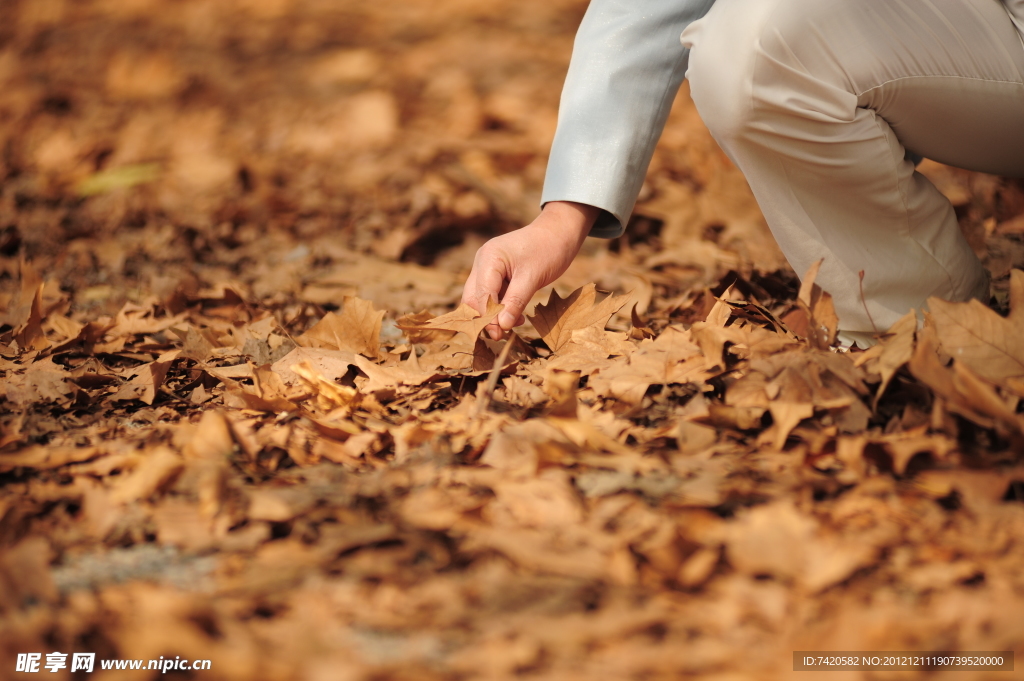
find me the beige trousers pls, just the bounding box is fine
[681,0,1024,344]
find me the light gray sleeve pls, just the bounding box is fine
[541,0,716,238]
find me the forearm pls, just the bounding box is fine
[541,0,716,237]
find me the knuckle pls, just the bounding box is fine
[476,239,500,258]
[501,293,529,311]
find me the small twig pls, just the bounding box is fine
[476,336,515,417]
[858,270,879,334]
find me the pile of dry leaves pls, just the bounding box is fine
[3,0,1024,679]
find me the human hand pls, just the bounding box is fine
[461,201,599,341]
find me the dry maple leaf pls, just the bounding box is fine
[765,402,814,450]
[629,303,655,340]
[907,322,1019,432]
[797,259,839,349]
[586,330,701,406]
[110,350,180,405]
[271,346,356,386]
[928,269,1024,383]
[13,280,47,352]
[172,325,216,363]
[292,361,360,413]
[298,296,384,359]
[0,445,101,473]
[875,427,957,475]
[394,310,455,344]
[353,354,442,393]
[854,310,916,407]
[107,301,189,339]
[0,259,42,330]
[221,365,300,413]
[109,447,184,505]
[396,298,503,342]
[528,283,629,354]
[0,356,72,407]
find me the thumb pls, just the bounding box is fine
[497,274,538,331]
[463,258,505,317]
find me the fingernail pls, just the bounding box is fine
[498,311,515,329]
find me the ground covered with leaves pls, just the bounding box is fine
[3,0,1024,679]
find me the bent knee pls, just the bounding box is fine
[684,0,856,143]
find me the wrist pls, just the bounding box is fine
[536,201,600,244]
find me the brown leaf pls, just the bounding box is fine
[152,499,216,551]
[399,486,486,531]
[222,365,300,412]
[528,283,629,353]
[397,297,503,342]
[677,547,719,587]
[854,310,916,407]
[181,410,235,461]
[0,258,42,332]
[587,326,704,404]
[797,259,838,348]
[0,356,72,407]
[109,446,184,504]
[928,268,1024,383]
[107,301,189,339]
[395,310,456,344]
[908,322,1019,431]
[14,281,48,352]
[292,361,360,412]
[353,353,442,393]
[916,468,1024,511]
[111,350,180,404]
[726,502,878,592]
[499,375,547,408]
[248,488,317,522]
[628,303,655,340]
[46,314,85,345]
[543,370,579,418]
[298,296,384,358]
[177,325,215,362]
[271,346,355,386]
[875,427,956,475]
[0,537,57,606]
[766,402,814,450]
[0,445,101,472]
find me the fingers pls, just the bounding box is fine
[484,321,503,341]
[460,230,544,341]
[460,244,510,341]
[497,276,536,333]
[462,253,504,315]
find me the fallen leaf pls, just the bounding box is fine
[0,356,72,407]
[928,269,1024,382]
[854,310,916,407]
[109,447,184,504]
[353,354,443,393]
[397,297,503,342]
[528,283,629,353]
[111,350,180,404]
[298,296,385,358]
[271,346,356,386]
[797,259,838,349]
[292,361,360,412]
